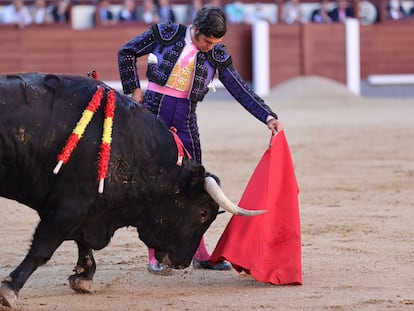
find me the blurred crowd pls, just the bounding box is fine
[1,0,70,28]
[1,0,414,29]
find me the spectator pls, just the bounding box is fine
[359,0,378,24]
[224,1,246,24]
[311,0,333,23]
[30,0,53,25]
[282,0,303,24]
[207,0,223,8]
[137,0,160,24]
[246,3,273,24]
[329,0,354,22]
[50,0,70,23]
[386,0,408,19]
[94,0,116,26]
[118,0,138,22]
[157,0,176,23]
[2,0,32,28]
[186,0,203,24]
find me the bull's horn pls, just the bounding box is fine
[204,176,266,216]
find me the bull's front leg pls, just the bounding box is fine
[0,220,65,308]
[68,241,96,293]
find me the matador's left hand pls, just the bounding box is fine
[132,88,144,104]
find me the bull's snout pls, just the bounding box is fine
[159,253,172,266]
[159,253,191,269]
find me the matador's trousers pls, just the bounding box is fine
[143,90,202,164]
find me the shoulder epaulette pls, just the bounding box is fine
[151,22,187,45]
[207,44,233,68]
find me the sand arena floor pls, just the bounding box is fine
[1,77,413,310]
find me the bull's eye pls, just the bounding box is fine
[200,209,207,222]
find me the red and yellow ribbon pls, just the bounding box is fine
[53,85,115,194]
[97,89,116,193]
[53,86,104,174]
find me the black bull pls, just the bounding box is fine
[0,73,263,308]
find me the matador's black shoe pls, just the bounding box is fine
[192,259,232,271]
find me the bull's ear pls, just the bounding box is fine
[190,165,206,189]
[180,164,206,196]
[176,164,205,195]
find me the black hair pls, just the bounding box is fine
[193,6,227,38]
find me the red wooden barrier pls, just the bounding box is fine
[1,22,414,88]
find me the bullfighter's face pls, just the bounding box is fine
[192,26,223,52]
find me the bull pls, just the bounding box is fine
[0,73,264,308]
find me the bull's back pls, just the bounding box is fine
[0,73,106,207]
[0,72,180,214]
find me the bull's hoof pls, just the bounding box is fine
[68,275,93,293]
[0,282,18,308]
[146,262,172,276]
